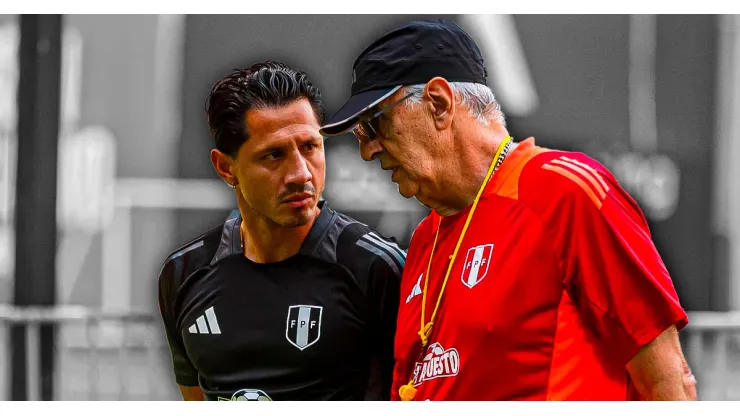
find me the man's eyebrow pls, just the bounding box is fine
[253,143,286,155]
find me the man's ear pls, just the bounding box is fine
[210,148,238,187]
[424,77,455,131]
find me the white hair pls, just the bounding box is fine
[404,82,506,127]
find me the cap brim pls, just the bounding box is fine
[320,86,402,137]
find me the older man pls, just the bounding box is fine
[320,19,696,401]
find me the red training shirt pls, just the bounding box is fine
[391,138,688,400]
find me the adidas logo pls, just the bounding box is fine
[406,273,423,304]
[188,306,221,335]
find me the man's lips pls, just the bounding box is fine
[282,192,313,208]
[283,192,313,202]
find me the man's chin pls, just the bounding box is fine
[277,217,310,227]
[397,181,419,200]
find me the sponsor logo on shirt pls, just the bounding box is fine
[411,342,460,387]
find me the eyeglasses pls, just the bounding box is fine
[352,92,415,141]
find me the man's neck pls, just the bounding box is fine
[238,204,319,263]
[429,129,512,217]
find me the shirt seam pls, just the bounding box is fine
[544,289,567,400]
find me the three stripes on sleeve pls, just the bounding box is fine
[355,232,406,276]
[542,155,610,209]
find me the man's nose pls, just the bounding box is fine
[359,138,385,162]
[284,152,313,185]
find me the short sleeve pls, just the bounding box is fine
[157,258,200,387]
[522,153,688,365]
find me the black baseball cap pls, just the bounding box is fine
[320,19,488,137]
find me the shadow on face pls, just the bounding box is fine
[233,98,326,227]
[357,89,440,201]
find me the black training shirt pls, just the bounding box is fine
[157,201,403,400]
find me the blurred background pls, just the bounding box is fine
[0,14,739,401]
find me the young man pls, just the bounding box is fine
[158,61,403,401]
[320,20,696,401]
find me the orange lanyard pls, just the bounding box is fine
[399,135,512,401]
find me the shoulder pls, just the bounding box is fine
[306,202,404,297]
[303,201,405,276]
[512,146,648,234]
[518,149,616,211]
[158,210,240,295]
[334,212,406,278]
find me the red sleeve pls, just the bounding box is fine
[519,152,688,365]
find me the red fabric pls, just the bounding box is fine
[391,138,688,401]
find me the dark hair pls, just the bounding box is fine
[205,61,325,157]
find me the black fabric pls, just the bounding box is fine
[322,19,487,135]
[320,88,396,137]
[157,201,403,400]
